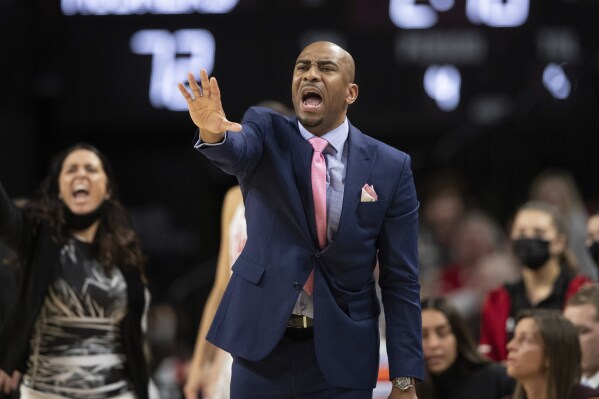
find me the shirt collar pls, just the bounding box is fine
[297,118,349,155]
[582,370,599,389]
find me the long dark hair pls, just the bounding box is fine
[28,143,146,275]
[417,297,490,398]
[511,309,581,399]
[423,297,489,366]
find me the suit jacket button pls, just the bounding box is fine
[293,282,302,290]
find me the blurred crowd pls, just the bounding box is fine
[2,166,599,399]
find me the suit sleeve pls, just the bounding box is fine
[376,154,424,380]
[194,107,266,180]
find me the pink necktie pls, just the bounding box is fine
[304,137,328,294]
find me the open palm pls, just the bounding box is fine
[178,69,242,138]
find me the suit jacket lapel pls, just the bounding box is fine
[336,125,377,241]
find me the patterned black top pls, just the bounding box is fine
[22,237,133,399]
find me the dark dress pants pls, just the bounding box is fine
[231,333,373,399]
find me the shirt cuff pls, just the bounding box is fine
[194,130,228,149]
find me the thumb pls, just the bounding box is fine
[224,121,242,132]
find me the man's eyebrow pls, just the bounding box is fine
[317,60,337,67]
[295,59,338,66]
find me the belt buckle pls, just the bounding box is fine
[289,314,312,329]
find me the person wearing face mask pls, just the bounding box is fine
[417,297,514,399]
[479,201,591,362]
[587,213,599,271]
[0,144,152,399]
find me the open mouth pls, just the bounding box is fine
[72,184,90,203]
[301,89,322,110]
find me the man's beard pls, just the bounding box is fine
[298,115,324,128]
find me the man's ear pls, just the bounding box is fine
[346,83,359,105]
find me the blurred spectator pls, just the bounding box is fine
[147,303,189,399]
[529,169,597,279]
[564,285,599,389]
[419,172,470,298]
[479,201,591,361]
[587,213,599,271]
[437,211,518,337]
[184,186,245,399]
[505,309,599,399]
[439,211,504,294]
[0,144,151,398]
[416,297,514,399]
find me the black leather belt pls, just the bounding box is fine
[285,315,314,340]
[287,314,314,329]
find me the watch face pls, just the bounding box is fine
[394,377,413,391]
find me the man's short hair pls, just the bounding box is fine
[566,284,599,321]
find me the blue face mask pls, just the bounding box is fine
[513,238,551,270]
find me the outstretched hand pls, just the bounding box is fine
[178,69,242,143]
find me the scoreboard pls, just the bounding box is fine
[2,0,587,139]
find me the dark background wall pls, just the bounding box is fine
[1,0,598,311]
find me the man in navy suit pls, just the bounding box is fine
[178,41,422,399]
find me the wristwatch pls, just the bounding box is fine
[392,377,415,391]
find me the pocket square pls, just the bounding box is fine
[361,184,378,202]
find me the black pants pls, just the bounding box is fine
[230,334,372,399]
